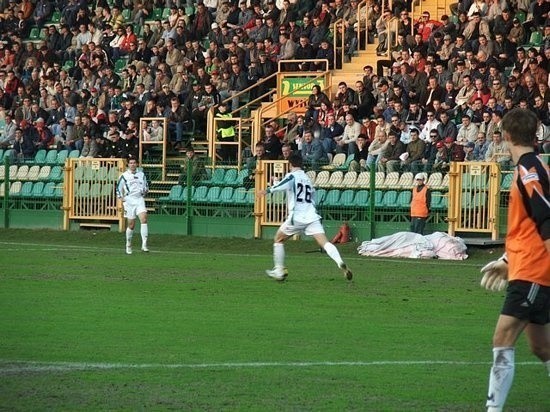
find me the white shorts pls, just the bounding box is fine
[123,197,147,220]
[279,218,325,237]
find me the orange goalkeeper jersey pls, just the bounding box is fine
[506,152,550,286]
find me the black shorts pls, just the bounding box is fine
[501,280,550,325]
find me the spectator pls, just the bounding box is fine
[485,130,511,168]
[378,131,405,172]
[301,129,327,170]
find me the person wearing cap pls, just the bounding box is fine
[508,17,525,45]
[505,75,526,107]
[410,172,431,235]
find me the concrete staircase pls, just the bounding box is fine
[330,0,452,95]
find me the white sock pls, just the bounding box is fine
[140,224,148,248]
[273,243,285,269]
[323,242,344,267]
[126,228,134,246]
[545,360,550,377]
[486,347,515,410]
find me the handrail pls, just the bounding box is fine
[332,18,345,70]
[277,58,330,72]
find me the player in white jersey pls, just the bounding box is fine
[258,154,353,281]
[116,157,149,254]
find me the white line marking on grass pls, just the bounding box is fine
[0,360,541,374]
[0,241,482,267]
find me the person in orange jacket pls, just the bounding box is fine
[410,172,431,235]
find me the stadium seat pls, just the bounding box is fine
[323,189,341,206]
[9,165,17,180]
[114,58,128,74]
[62,60,74,71]
[121,8,131,20]
[48,165,63,181]
[382,190,398,207]
[68,149,80,159]
[219,187,234,203]
[56,149,69,165]
[75,182,90,197]
[37,165,51,180]
[45,149,58,165]
[2,149,13,162]
[426,172,442,189]
[42,182,56,197]
[96,166,109,181]
[501,173,513,191]
[397,172,414,189]
[233,169,250,187]
[515,10,526,23]
[306,170,316,185]
[162,8,171,18]
[326,170,344,188]
[353,190,369,207]
[31,181,45,197]
[396,191,412,209]
[321,153,346,170]
[9,181,22,196]
[430,191,443,210]
[48,10,61,23]
[232,187,248,204]
[353,171,370,189]
[185,5,195,16]
[527,31,542,46]
[158,185,183,203]
[315,188,327,204]
[0,165,5,180]
[340,189,355,207]
[152,7,163,20]
[15,165,29,180]
[29,27,40,41]
[206,186,221,202]
[201,168,225,186]
[374,171,385,188]
[314,170,330,188]
[19,181,33,197]
[382,171,400,189]
[222,169,238,186]
[0,149,3,161]
[374,190,384,207]
[32,149,47,165]
[193,185,208,202]
[341,171,357,188]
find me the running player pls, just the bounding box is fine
[480,108,550,412]
[258,153,352,281]
[116,157,149,254]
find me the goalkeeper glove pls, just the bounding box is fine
[480,255,508,292]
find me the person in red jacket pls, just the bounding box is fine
[410,172,431,235]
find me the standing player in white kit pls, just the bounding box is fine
[258,154,353,281]
[116,157,149,254]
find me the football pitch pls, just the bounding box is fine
[0,229,547,411]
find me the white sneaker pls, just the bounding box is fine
[141,246,149,252]
[339,263,353,280]
[126,245,132,255]
[266,268,287,281]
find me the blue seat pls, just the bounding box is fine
[323,189,341,206]
[340,189,355,207]
[193,186,209,202]
[353,190,369,207]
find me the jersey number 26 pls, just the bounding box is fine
[296,183,312,203]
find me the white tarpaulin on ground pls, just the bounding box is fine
[357,232,468,260]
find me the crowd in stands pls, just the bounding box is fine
[0,0,547,175]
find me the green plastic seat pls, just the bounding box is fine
[315,188,327,204]
[32,181,45,197]
[20,181,33,197]
[29,27,40,40]
[32,149,47,164]
[340,189,355,207]
[382,190,398,207]
[222,169,238,186]
[323,189,341,206]
[501,173,513,191]
[42,182,56,197]
[353,190,369,207]
[159,185,183,202]
[193,186,208,202]
[219,187,234,203]
[206,186,221,202]
[202,168,225,186]
[56,150,69,165]
[45,149,58,165]
[68,149,80,159]
[396,191,412,209]
[48,165,63,181]
[232,187,248,204]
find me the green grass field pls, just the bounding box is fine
[0,229,547,411]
